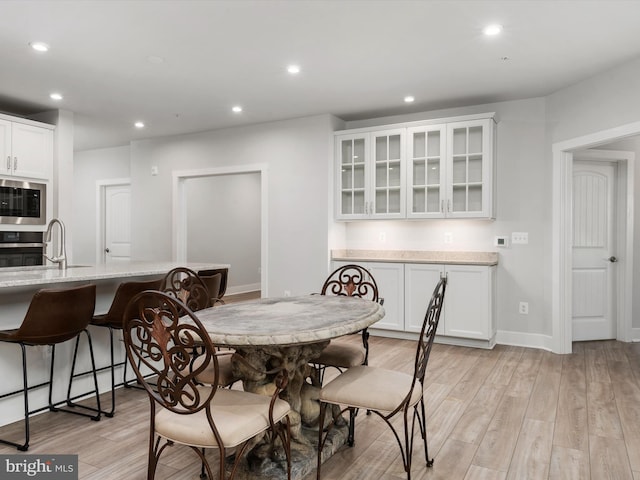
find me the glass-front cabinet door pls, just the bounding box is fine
[446,119,494,218]
[371,129,405,218]
[336,133,369,219]
[335,129,405,220]
[407,125,446,218]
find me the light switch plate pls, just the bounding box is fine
[512,232,529,244]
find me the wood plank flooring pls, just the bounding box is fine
[1,306,638,479]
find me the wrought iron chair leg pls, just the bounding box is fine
[200,448,206,478]
[348,407,357,447]
[317,401,327,480]
[420,399,433,467]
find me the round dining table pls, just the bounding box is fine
[194,294,385,477]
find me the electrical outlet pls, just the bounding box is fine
[512,232,529,244]
[444,232,453,244]
[284,290,291,297]
[519,301,529,314]
[379,232,386,242]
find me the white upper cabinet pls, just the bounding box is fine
[0,117,54,180]
[336,113,495,220]
[406,125,446,218]
[445,119,494,218]
[336,129,405,220]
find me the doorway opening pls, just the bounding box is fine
[552,123,637,353]
[172,164,268,297]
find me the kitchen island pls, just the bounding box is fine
[0,261,228,428]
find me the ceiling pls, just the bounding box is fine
[1,0,640,152]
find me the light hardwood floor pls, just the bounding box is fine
[1,310,638,479]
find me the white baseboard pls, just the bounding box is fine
[372,328,637,352]
[226,282,261,296]
[496,330,555,352]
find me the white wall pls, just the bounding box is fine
[128,114,335,297]
[73,145,130,264]
[185,173,261,292]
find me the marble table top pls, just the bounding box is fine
[195,295,385,347]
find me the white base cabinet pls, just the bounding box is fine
[331,261,404,331]
[333,260,496,349]
[405,263,496,347]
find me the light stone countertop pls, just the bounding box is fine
[196,295,385,347]
[332,249,498,266]
[0,261,229,288]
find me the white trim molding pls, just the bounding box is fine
[552,121,639,353]
[171,164,269,296]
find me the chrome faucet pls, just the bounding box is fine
[44,218,67,270]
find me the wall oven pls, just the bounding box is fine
[0,231,44,267]
[0,178,47,225]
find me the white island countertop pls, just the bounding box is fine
[0,261,228,288]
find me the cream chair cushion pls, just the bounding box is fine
[155,387,290,449]
[315,339,365,369]
[191,352,239,387]
[319,365,423,412]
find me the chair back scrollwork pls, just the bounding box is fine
[320,264,379,302]
[414,276,447,386]
[123,290,220,411]
[160,267,211,312]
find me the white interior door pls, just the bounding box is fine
[572,161,617,341]
[104,184,131,263]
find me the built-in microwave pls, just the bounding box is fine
[0,178,47,225]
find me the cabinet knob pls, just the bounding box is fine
[13,157,17,171]
[608,256,618,263]
[105,248,110,253]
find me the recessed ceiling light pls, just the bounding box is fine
[287,64,301,74]
[232,106,243,113]
[134,121,145,128]
[404,96,415,103]
[49,93,63,101]
[483,24,503,36]
[30,42,50,52]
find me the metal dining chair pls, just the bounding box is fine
[159,267,238,388]
[313,264,383,384]
[122,290,292,480]
[317,276,446,480]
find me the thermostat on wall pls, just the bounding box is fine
[494,236,509,247]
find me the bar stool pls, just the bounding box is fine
[198,267,229,304]
[68,278,161,417]
[0,284,101,451]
